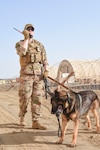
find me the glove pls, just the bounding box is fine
[43,70,49,78]
[22,30,29,39]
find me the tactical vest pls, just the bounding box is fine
[20,42,43,65]
[20,41,43,75]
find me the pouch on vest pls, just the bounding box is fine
[34,52,42,63]
[31,54,35,62]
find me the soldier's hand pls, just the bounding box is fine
[22,30,29,39]
[43,70,49,78]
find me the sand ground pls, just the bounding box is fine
[0,86,100,150]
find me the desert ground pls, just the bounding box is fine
[0,85,100,150]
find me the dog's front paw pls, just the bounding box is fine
[70,140,77,147]
[55,138,63,144]
[70,142,76,147]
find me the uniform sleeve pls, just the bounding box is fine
[42,45,48,65]
[15,41,28,56]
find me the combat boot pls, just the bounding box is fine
[32,121,47,130]
[20,117,26,126]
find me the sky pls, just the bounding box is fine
[0,0,100,79]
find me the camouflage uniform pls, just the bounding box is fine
[15,24,48,125]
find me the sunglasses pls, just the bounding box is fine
[27,26,34,31]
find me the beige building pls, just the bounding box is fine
[49,59,100,84]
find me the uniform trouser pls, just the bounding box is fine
[18,74,44,121]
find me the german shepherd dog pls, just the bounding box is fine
[51,89,100,147]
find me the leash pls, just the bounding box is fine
[48,76,71,90]
[43,78,53,99]
[57,116,62,137]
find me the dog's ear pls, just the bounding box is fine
[50,90,59,104]
[54,90,59,97]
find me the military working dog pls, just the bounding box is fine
[51,89,100,147]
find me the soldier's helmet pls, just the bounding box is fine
[24,24,35,31]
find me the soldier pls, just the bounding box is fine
[15,24,49,130]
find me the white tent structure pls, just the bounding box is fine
[49,59,100,84]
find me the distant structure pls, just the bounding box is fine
[49,59,100,84]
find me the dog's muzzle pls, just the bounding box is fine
[55,105,63,117]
